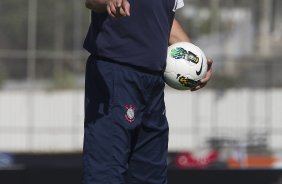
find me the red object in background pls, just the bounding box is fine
[227,155,278,168]
[175,151,218,169]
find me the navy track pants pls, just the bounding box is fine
[83,55,169,184]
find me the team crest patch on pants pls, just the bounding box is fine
[124,104,136,123]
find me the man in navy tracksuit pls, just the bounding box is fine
[83,0,212,183]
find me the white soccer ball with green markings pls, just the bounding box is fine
[164,42,208,90]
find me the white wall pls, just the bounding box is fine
[0,88,281,152]
[0,90,84,152]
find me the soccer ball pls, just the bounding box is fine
[164,42,208,90]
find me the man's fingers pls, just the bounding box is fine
[122,0,130,16]
[200,70,212,83]
[207,58,213,71]
[109,2,117,15]
[118,7,127,16]
[200,68,212,83]
[107,0,128,18]
[191,85,201,92]
[191,58,213,91]
[107,5,115,17]
[116,0,122,7]
[207,58,213,65]
[200,58,213,83]
[191,81,207,91]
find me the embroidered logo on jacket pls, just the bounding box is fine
[124,104,136,123]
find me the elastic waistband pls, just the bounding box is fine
[90,55,164,76]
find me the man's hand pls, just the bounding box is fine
[191,58,213,91]
[85,0,130,17]
[107,0,130,18]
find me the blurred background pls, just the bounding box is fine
[1,0,282,183]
